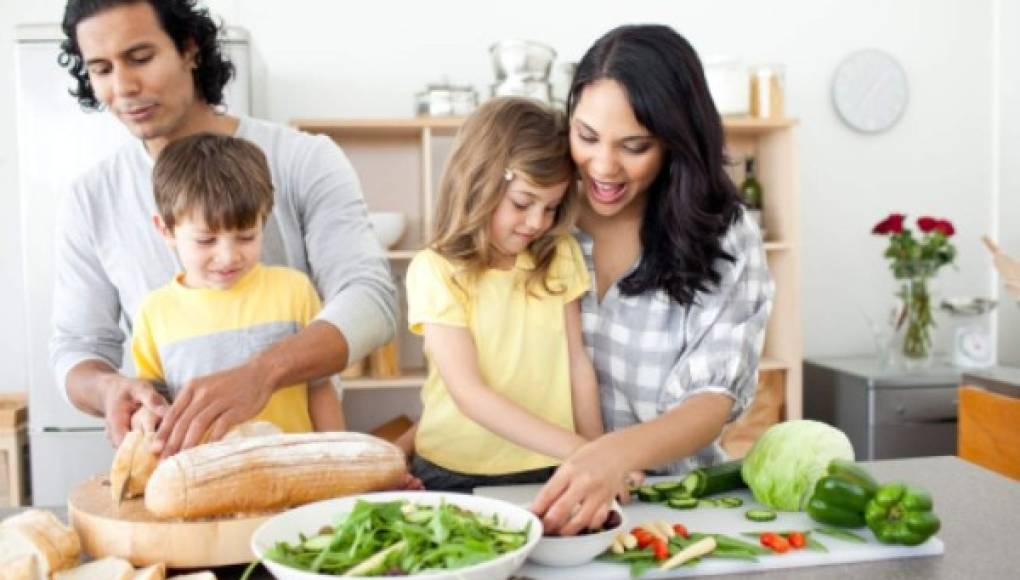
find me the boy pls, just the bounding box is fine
[129,133,343,435]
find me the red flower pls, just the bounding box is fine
[872,213,906,235]
[917,216,939,233]
[933,219,955,237]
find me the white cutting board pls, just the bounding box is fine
[475,483,943,579]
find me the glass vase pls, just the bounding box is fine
[894,276,936,368]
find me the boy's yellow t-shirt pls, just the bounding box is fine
[406,235,591,475]
[131,264,320,434]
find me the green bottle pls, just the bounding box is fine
[741,157,763,210]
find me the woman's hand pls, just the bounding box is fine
[531,437,631,535]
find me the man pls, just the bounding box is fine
[52,0,397,456]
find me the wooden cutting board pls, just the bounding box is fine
[476,482,944,579]
[67,475,271,568]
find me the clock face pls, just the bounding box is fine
[954,326,993,367]
[832,49,909,133]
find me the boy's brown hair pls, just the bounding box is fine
[430,97,577,294]
[153,133,273,231]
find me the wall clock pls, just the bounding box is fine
[832,49,909,133]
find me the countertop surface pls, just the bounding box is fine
[3,456,1017,579]
[962,365,1020,397]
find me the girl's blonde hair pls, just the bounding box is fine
[430,97,578,294]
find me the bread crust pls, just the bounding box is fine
[145,432,407,519]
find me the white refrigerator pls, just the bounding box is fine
[14,24,251,506]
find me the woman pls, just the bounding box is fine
[532,24,774,535]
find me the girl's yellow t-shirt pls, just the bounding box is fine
[406,236,591,475]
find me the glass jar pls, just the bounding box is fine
[750,64,786,119]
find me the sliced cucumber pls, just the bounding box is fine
[652,481,684,493]
[745,509,778,522]
[636,485,663,503]
[719,497,744,508]
[679,460,747,498]
[667,497,699,510]
[698,499,718,508]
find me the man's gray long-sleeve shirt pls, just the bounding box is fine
[50,115,398,396]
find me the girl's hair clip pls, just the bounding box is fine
[504,168,514,181]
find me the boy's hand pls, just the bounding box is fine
[101,376,168,448]
[130,406,162,433]
[153,362,274,458]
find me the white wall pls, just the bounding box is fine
[996,0,1020,364]
[0,0,1014,395]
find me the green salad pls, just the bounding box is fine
[245,500,532,577]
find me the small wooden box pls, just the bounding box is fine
[0,392,29,507]
[0,393,27,428]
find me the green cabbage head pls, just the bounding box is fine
[741,419,855,511]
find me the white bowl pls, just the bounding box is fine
[368,212,407,249]
[527,504,626,567]
[251,491,542,580]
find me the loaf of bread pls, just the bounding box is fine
[111,430,160,502]
[134,563,166,580]
[0,554,35,580]
[53,556,134,580]
[0,510,81,578]
[144,432,407,519]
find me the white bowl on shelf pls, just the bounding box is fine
[368,212,407,249]
[251,490,542,580]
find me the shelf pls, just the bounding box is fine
[763,241,792,252]
[722,116,798,134]
[294,116,796,137]
[759,358,789,372]
[386,250,417,260]
[292,117,464,136]
[342,374,426,390]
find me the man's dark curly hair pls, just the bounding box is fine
[58,0,234,110]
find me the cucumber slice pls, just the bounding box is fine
[636,486,663,503]
[745,509,778,522]
[652,481,684,493]
[667,497,699,510]
[698,499,718,508]
[720,497,744,508]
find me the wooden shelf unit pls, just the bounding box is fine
[294,115,802,443]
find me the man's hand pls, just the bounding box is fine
[153,361,274,458]
[101,376,168,448]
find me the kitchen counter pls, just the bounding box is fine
[962,365,1020,398]
[2,456,1017,579]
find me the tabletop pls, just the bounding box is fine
[3,455,1017,579]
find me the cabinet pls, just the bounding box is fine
[292,116,802,452]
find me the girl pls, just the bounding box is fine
[533,25,775,534]
[405,97,608,493]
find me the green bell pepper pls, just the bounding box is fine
[865,482,941,546]
[806,459,879,528]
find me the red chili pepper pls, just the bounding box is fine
[672,523,690,539]
[787,531,806,549]
[651,538,670,561]
[759,532,791,554]
[632,527,655,549]
[770,535,791,553]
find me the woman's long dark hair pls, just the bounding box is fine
[59,0,235,110]
[568,24,743,306]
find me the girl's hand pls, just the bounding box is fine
[619,470,646,504]
[531,438,630,535]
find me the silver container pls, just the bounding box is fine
[489,40,556,82]
[415,84,478,117]
[490,79,552,104]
